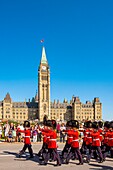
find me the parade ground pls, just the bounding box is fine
[0,142,113,170]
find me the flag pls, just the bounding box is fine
[40,39,44,43]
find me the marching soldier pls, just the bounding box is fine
[98,121,104,143]
[85,121,93,159]
[37,120,50,160]
[66,120,83,165]
[40,120,61,166]
[102,121,110,161]
[80,121,88,157]
[103,121,113,159]
[18,121,34,158]
[62,120,73,161]
[86,122,103,163]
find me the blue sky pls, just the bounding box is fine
[0,0,113,120]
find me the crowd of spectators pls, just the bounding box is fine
[0,121,84,143]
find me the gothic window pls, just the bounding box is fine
[42,76,47,80]
[43,104,46,111]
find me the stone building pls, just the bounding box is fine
[0,47,102,122]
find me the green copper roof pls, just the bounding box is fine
[41,46,47,64]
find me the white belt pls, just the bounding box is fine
[68,137,73,138]
[24,136,30,138]
[73,139,78,142]
[49,139,56,141]
[87,137,92,138]
[86,132,89,134]
[43,136,50,138]
[108,138,113,140]
[93,138,99,141]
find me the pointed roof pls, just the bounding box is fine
[4,93,12,103]
[41,46,47,64]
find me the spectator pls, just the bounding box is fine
[37,126,42,142]
[12,126,17,142]
[7,130,13,143]
[60,123,66,143]
[17,123,24,142]
[32,126,37,143]
[4,121,10,142]
[56,123,60,140]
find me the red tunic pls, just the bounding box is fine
[91,131,101,147]
[86,129,93,145]
[83,129,88,142]
[41,128,50,143]
[98,128,103,142]
[18,129,31,144]
[42,130,57,149]
[64,129,73,144]
[68,130,79,148]
[103,130,109,145]
[108,130,113,147]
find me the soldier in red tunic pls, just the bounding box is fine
[103,121,113,159]
[40,120,61,166]
[62,120,73,161]
[86,122,103,163]
[18,121,33,158]
[85,121,93,159]
[66,120,83,165]
[80,121,88,157]
[37,120,50,160]
[98,121,103,143]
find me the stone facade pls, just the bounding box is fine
[0,47,102,122]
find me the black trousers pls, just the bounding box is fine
[67,147,83,163]
[37,133,42,142]
[20,144,33,157]
[62,142,71,159]
[38,143,48,160]
[102,145,113,159]
[45,148,61,165]
[87,146,103,161]
[60,132,66,143]
[80,141,87,155]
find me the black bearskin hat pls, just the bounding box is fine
[51,119,57,129]
[87,121,92,128]
[66,120,73,127]
[110,121,113,129]
[43,115,48,126]
[84,122,88,128]
[24,121,30,128]
[72,120,79,129]
[104,121,110,128]
[92,121,98,129]
[46,120,53,127]
[98,121,103,128]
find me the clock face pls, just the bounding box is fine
[42,66,46,70]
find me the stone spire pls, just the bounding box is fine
[35,90,38,102]
[41,46,47,64]
[4,92,12,103]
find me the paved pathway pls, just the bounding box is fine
[0,142,113,170]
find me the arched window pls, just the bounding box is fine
[43,104,46,111]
